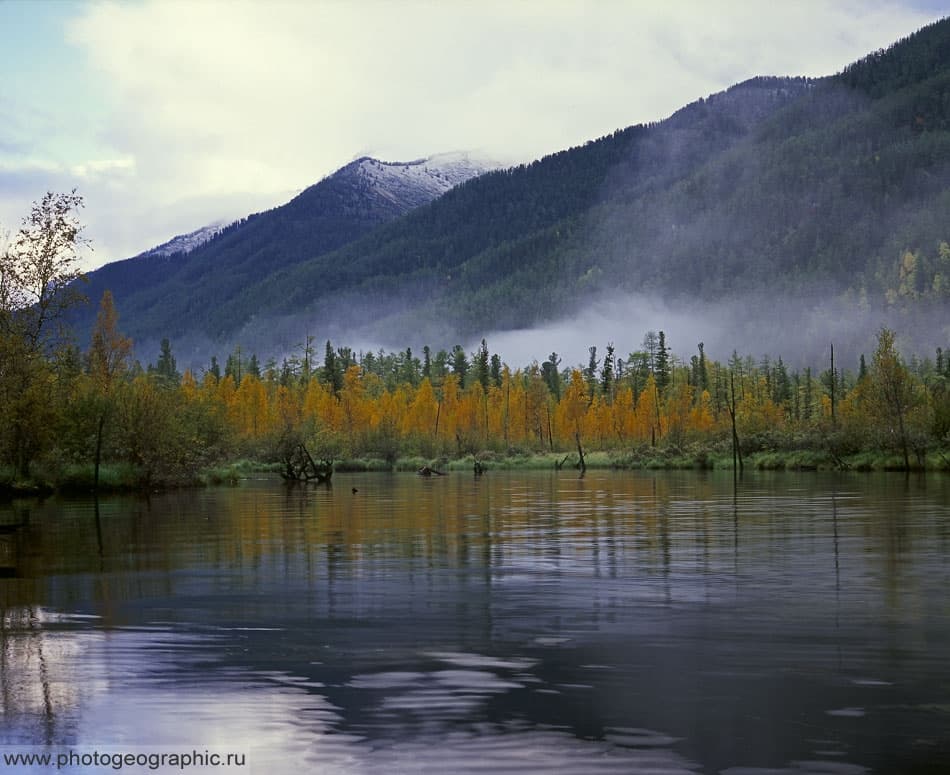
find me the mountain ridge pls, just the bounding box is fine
[67,151,497,349]
[70,18,950,364]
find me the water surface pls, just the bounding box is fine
[1,470,948,773]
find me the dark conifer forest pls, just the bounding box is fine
[64,18,950,359]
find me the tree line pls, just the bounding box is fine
[2,193,949,491]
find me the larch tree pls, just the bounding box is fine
[867,328,931,469]
[87,290,132,490]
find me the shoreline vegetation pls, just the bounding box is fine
[2,193,950,502]
[3,445,949,499]
[3,315,947,500]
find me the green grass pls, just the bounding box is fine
[4,443,949,500]
[200,459,282,485]
[334,458,394,472]
[57,462,146,492]
[748,450,830,471]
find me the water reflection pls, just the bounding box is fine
[0,471,948,772]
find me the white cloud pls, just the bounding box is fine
[0,0,940,268]
[70,157,136,179]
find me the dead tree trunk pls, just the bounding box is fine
[280,443,333,484]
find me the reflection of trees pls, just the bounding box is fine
[3,472,946,635]
[0,606,85,745]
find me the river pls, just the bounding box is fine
[1,470,948,773]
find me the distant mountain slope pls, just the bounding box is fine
[68,152,495,345]
[227,19,950,350]
[204,76,816,350]
[73,18,950,360]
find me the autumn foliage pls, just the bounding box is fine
[21,308,942,484]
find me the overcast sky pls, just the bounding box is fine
[0,0,946,271]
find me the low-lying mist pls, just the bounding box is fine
[474,291,949,373]
[152,290,949,378]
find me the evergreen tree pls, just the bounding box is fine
[422,345,432,380]
[541,352,562,400]
[655,331,670,392]
[280,358,294,387]
[772,357,791,404]
[264,357,278,384]
[247,353,261,379]
[398,347,420,386]
[225,347,243,385]
[362,350,377,376]
[490,353,502,388]
[692,342,709,392]
[433,349,450,382]
[601,343,615,399]
[208,355,221,381]
[323,340,343,394]
[337,346,355,372]
[585,346,599,398]
[474,339,490,389]
[153,338,180,387]
[451,344,469,385]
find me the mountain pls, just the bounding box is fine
[73,19,950,363]
[68,152,496,350]
[233,19,950,356]
[139,219,235,259]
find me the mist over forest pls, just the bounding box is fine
[54,18,950,385]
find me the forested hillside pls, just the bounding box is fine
[223,77,815,347]
[233,19,950,349]
[69,19,950,360]
[66,154,492,346]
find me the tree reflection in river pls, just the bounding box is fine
[0,471,947,773]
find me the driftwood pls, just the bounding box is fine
[418,466,447,477]
[281,443,333,483]
[829,448,851,471]
[554,454,570,470]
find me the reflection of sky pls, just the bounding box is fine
[1,473,949,772]
[0,614,701,774]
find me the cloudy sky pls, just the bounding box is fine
[1,0,946,271]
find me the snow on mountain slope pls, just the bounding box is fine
[139,219,234,258]
[136,152,495,260]
[347,151,497,209]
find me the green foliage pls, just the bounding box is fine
[0,192,89,477]
[150,338,181,387]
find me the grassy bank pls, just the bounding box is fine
[3,446,948,499]
[332,445,950,474]
[0,459,282,498]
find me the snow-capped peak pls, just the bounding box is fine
[348,151,498,208]
[140,219,234,259]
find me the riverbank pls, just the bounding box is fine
[3,446,949,499]
[332,445,950,474]
[0,459,282,498]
